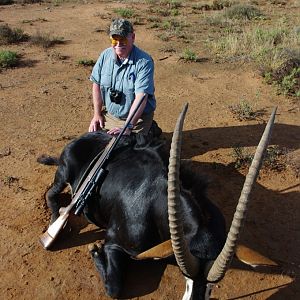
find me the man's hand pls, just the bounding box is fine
[107,127,131,136]
[89,115,105,132]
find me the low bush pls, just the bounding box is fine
[0,24,29,45]
[232,145,287,171]
[263,146,287,172]
[232,146,253,169]
[0,50,19,68]
[159,0,182,9]
[228,100,257,120]
[113,8,134,18]
[225,4,264,20]
[30,32,64,48]
[207,25,300,93]
[77,59,96,67]
[181,48,202,62]
[270,58,300,96]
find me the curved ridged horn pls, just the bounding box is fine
[206,107,277,282]
[168,103,200,278]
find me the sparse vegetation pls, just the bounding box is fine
[163,19,186,38]
[280,67,300,96]
[22,18,47,24]
[263,146,286,171]
[159,45,176,53]
[0,50,19,68]
[192,0,233,11]
[162,19,181,31]
[2,175,19,187]
[224,4,264,20]
[160,0,182,9]
[77,58,96,67]
[232,145,287,171]
[212,0,233,10]
[170,8,179,16]
[114,8,134,18]
[180,48,200,62]
[207,21,300,96]
[147,0,182,16]
[157,33,171,42]
[30,32,64,48]
[0,24,29,45]
[232,146,254,169]
[204,5,263,28]
[265,58,300,97]
[149,7,171,17]
[228,100,257,120]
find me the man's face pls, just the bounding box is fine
[111,33,135,59]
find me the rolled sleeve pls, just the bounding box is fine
[90,48,112,84]
[90,57,102,84]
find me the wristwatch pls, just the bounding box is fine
[127,123,134,130]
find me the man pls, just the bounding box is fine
[89,19,156,135]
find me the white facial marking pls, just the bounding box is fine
[182,276,194,300]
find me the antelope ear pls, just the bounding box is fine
[133,240,173,260]
[235,244,278,268]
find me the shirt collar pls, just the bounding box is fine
[127,45,135,65]
[112,45,135,65]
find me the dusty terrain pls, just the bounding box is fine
[0,1,299,299]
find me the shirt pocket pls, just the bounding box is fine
[125,71,135,90]
[100,73,112,88]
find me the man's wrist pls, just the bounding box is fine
[127,123,134,130]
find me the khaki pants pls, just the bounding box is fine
[103,111,154,134]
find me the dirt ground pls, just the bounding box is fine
[0,1,299,299]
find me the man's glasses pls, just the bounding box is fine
[110,36,128,46]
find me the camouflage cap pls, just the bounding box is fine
[109,19,134,37]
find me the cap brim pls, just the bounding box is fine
[110,30,128,37]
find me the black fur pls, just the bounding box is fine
[40,131,226,299]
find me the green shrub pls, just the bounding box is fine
[225,4,263,20]
[228,100,257,120]
[280,67,300,95]
[232,146,253,169]
[263,146,286,171]
[0,50,19,68]
[0,24,29,45]
[181,48,200,62]
[157,33,171,42]
[77,59,96,67]
[171,8,179,16]
[267,58,300,97]
[162,19,183,33]
[114,8,134,18]
[232,145,286,171]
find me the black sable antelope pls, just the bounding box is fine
[39,105,276,299]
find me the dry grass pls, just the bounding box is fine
[30,31,64,48]
[0,24,29,45]
[208,23,300,71]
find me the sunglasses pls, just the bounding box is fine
[110,36,128,46]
